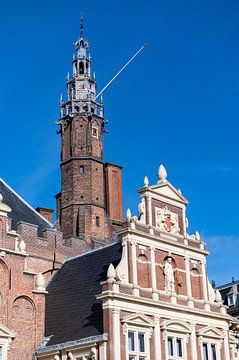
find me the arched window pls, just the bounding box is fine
[79,61,84,75]
[12,296,34,321]
[12,296,36,358]
[191,268,202,299]
[137,254,150,289]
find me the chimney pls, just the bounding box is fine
[36,207,53,224]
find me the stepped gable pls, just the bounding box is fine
[0,178,53,236]
[45,240,122,346]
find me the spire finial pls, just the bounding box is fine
[80,12,84,38]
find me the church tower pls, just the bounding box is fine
[56,18,123,244]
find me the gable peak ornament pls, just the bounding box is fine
[126,208,132,221]
[158,164,167,183]
[144,176,149,187]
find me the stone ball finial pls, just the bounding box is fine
[178,188,182,194]
[54,356,60,360]
[144,176,149,187]
[0,193,3,202]
[195,231,200,241]
[35,273,46,291]
[107,263,116,281]
[158,164,167,182]
[126,208,131,221]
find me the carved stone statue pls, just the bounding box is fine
[138,198,145,224]
[164,257,176,294]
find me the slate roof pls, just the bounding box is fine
[0,178,53,237]
[217,280,239,317]
[45,240,122,346]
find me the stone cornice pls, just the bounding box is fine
[97,291,231,322]
[118,227,208,256]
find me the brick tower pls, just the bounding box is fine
[56,18,123,245]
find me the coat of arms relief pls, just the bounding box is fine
[155,206,180,235]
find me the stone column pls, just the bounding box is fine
[131,240,139,296]
[146,195,152,226]
[150,247,158,300]
[99,342,107,360]
[185,256,193,307]
[223,331,231,360]
[200,260,208,301]
[113,309,121,360]
[154,316,161,360]
[200,260,210,310]
[190,325,198,360]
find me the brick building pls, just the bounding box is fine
[1,18,238,360]
[35,165,238,360]
[0,18,125,360]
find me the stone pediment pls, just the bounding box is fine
[161,320,192,333]
[197,326,223,339]
[0,323,15,339]
[150,182,188,205]
[121,313,155,328]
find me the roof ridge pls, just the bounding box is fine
[63,240,120,264]
[0,178,54,228]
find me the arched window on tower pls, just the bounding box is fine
[79,61,84,75]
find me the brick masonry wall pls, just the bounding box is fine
[0,211,96,360]
[105,163,123,222]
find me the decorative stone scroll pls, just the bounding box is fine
[155,206,180,234]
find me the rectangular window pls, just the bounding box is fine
[79,165,84,174]
[203,343,217,360]
[228,295,235,307]
[92,127,98,138]
[138,333,145,353]
[128,332,135,352]
[167,336,184,359]
[203,344,209,360]
[96,216,100,227]
[211,344,217,360]
[128,330,147,360]
[168,337,174,356]
[176,338,182,357]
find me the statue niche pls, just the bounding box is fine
[163,256,182,295]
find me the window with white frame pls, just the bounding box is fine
[202,342,219,360]
[227,295,235,307]
[167,335,185,359]
[127,330,148,360]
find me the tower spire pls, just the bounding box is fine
[80,12,84,38]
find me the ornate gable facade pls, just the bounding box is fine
[36,165,238,360]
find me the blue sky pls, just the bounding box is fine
[0,0,239,285]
